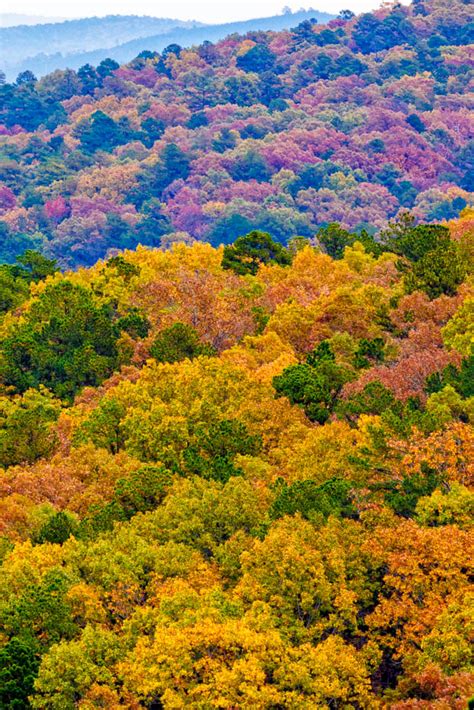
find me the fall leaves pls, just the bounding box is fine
[0,218,472,708]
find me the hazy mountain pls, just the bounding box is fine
[2,9,334,79]
[1,15,206,79]
[0,14,71,27]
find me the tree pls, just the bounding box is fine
[236,44,276,73]
[0,388,61,468]
[222,231,291,276]
[150,322,214,364]
[0,281,120,399]
[161,143,191,182]
[339,9,355,20]
[270,477,356,521]
[75,397,127,454]
[406,112,426,132]
[14,250,58,283]
[292,18,319,46]
[442,299,474,358]
[0,264,30,314]
[0,637,40,709]
[380,220,450,262]
[317,224,380,260]
[405,243,467,299]
[113,465,172,518]
[35,511,79,545]
[336,381,397,423]
[131,144,191,204]
[75,111,130,153]
[353,337,385,369]
[228,150,272,182]
[140,116,165,147]
[1,567,77,649]
[77,63,99,93]
[30,627,123,709]
[426,353,474,399]
[96,58,119,80]
[383,462,441,518]
[273,341,352,423]
[182,419,262,483]
[16,71,37,85]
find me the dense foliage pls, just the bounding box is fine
[0,0,472,267]
[0,0,473,705]
[0,205,472,707]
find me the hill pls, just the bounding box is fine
[0,14,207,80]
[0,14,71,28]
[0,1,472,704]
[0,0,473,271]
[41,8,335,77]
[0,212,472,706]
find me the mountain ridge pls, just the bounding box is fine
[1,9,334,79]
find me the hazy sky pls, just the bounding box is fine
[2,1,408,24]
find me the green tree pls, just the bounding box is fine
[0,250,57,309]
[317,223,357,259]
[14,250,58,282]
[270,477,356,522]
[404,242,467,299]
[0,388,61,468]
[0,637,40,709]
[1,568,76,649]
[150,322,214,364]
[75,110,129,153]
[382,463,441,518]
[222,230,291,276]
[353,337,385,369]
[113,465,172,518]
[273,341,352,423]
[114,308,150,340]
[0,264,29,314]
[78,465,172,538]
[236,44,276,73]
[182,419,262,483]
[380,218,450,262]
[426,352,474,399]
[35,511,79,545]
[336,381,397,424]
[0,281,119,399]
[75,397,126,454]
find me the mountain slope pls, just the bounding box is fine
[0,0,472,268]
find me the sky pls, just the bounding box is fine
[1,1,408,24]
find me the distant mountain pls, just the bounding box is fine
[0,14,70,27]
[1,15,207,79]
[2,9,334,79]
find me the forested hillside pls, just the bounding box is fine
[1,0,472,267]
[0,0,473,706]
[0,210,472,706]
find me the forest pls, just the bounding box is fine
[0,211,472,706]
[0,0,473,706]
[0,0,473,267]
